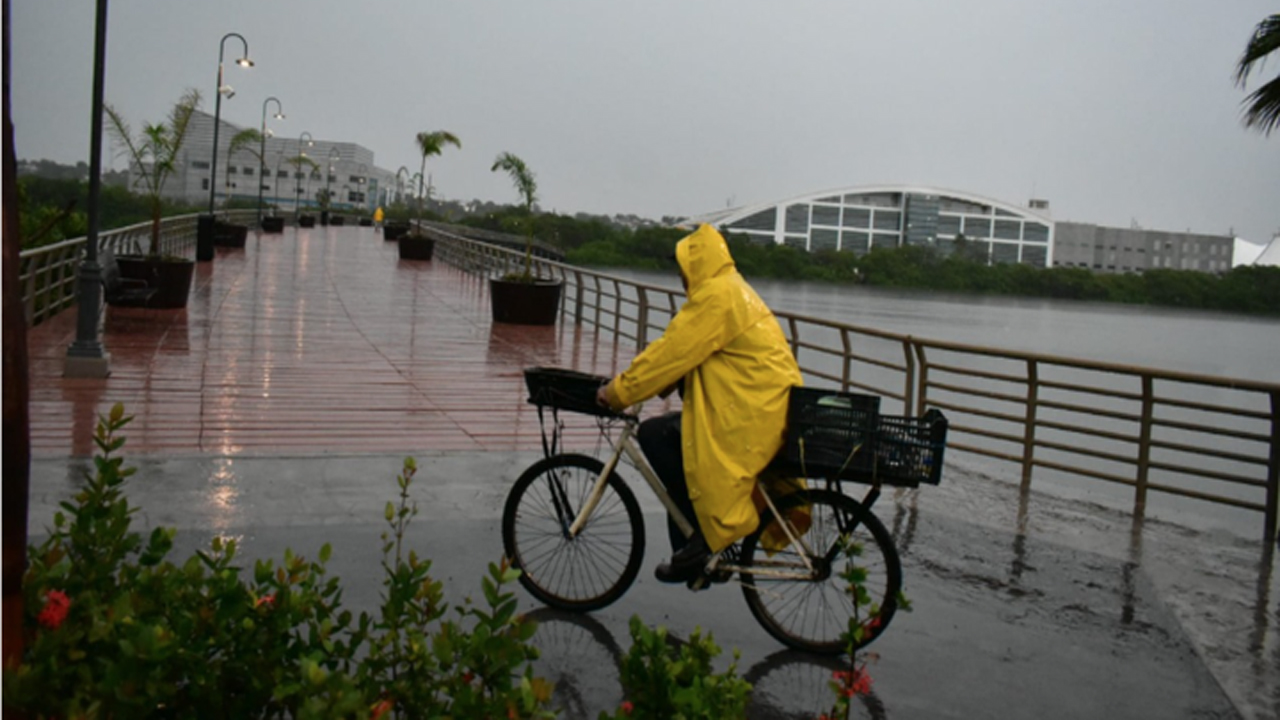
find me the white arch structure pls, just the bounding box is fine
[682,184,1056,267]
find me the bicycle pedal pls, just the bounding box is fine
[686,575,710,591]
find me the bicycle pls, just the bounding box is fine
[501,367,947,655]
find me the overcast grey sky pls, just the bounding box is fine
[10,1,1280,243]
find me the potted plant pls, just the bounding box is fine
[285,154,319,228]
[487,151,562,325]
[398,130,460,261]
[218,127,260,241]
[103,89,200,309]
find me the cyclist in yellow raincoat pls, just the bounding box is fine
[597,223,802,583]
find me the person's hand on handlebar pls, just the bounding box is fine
[596,383,612,409]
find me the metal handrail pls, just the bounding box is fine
[428,227,1280,544]
[17,210,257,326]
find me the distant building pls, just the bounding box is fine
[1052,223,1235,274]
[127,110,399,212]
[683,185,1055,267]
[683,184,1239,274]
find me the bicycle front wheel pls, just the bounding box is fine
[740,489,901,654]
[502,454,645,612]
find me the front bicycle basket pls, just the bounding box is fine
[771,387,881,480]
[524,367,626,419]
[872,409,948,487]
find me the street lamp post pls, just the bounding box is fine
[256,96,283,228]
[65,0,111,378]
[198,32,253,262]
[323,147,340,225]
[294,131,313,223]
[357,163,368,211]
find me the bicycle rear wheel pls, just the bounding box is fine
[740,489,901,654]
[502,454,645,612]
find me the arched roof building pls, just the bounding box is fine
[683,184,1055,268]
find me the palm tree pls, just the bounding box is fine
[1236,13,1280,135]
[413,130,461,227]
[104,89,201,256]
[225,128,262,193]
[490,151,538,279]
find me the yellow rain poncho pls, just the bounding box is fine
[603,224,802,552]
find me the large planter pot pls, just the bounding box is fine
[320,210,330,226]
[398,235,435,261]
[213,222,248,248]
[298,215,317,228]
[330,215,346,226]
[359,217,373,227]
[384,223,409,241]
[114,255,195,309]
[261,216,285,234]
[489,277,563,326]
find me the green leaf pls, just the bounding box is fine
[319,543,332,564]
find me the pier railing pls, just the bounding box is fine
[16,210,256,326]
[430,227,1280,544]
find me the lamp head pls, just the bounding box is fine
[236,57,254,68]
[265,129,274,138]
[273,112,285,120]
[219,85,235,99]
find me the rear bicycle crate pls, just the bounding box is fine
[771,387,881,480]
[871,409,948,487]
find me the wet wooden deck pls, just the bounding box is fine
[26,226,666,458]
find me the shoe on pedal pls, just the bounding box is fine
[655,535,711,584]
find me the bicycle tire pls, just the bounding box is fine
[502,454,645,612]
[740,489,901,655]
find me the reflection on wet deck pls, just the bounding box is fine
[26,226,666,458]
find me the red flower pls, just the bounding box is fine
[255,594,276,609]
[620,700,634,715]
[370,698,393,719]
[37,589,70,630]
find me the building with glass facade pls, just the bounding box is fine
[684,185,1056,267]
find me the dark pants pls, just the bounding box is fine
[637,412,699,553]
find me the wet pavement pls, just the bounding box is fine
[22,228,1278,718]
[28,451,1276,720]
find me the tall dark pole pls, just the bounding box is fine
[256,96,282,228]
[64,0,110,378]
[2,0,31,667]
[198,32,251,262]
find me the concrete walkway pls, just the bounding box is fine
[23,226,1277,719]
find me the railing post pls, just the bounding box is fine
[573,270,584,326]
[908,339,922,416]
[1267,390,1279,546]
[840,327,852,392]
[1020,360,1039,494]
[787,317,799,360]
[636,287,649,350]
[1135,375,1154,520]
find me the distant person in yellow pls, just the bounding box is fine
[373,206,384,232]
[596,224,802,584]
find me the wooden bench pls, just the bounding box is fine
[100,247,158,307]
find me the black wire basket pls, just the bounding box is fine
[524,367,626,419]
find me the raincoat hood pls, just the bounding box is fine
[675,224,735,293]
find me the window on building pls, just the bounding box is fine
[841,207,871,228]
[811,205,840,227]
[227,166,237,174]
[1024,223,1049,243]
[993,219,1020,240]
[962,216,991,238]
[201,178,209,190]
[192,160,210,169]
[244,167,254,177]
[811,228,838,251]
[277,170,288,178]
[729,208,776,232]
[785,205,809,234]
[872,210,901,231]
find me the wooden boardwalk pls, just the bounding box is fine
[26,226,666,458]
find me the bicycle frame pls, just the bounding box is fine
[560,416,821,582]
